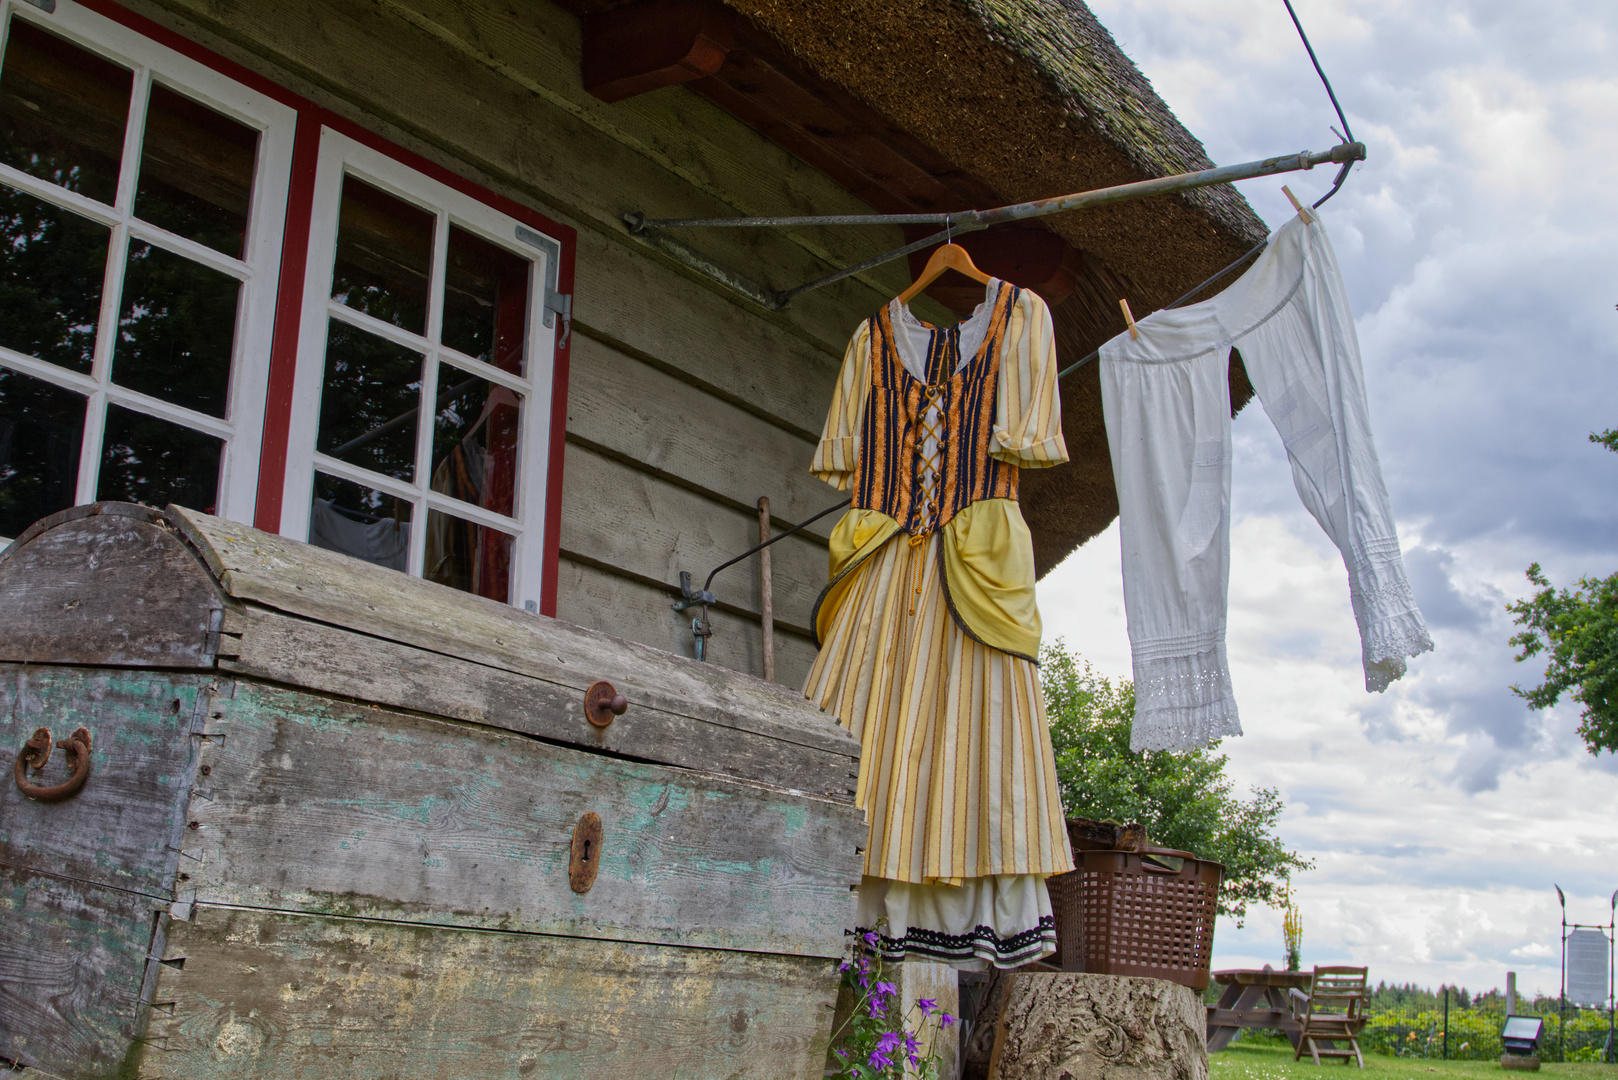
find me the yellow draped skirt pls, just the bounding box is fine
[804,530,1073,885]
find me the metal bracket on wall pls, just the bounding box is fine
[625,142,1365,312]
[515,225,573,349]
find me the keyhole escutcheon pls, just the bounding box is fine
[569,812,603,894]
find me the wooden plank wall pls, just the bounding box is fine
[128,0,944,689]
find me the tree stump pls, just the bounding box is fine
[987,972,1208,1080]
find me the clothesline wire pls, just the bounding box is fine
[1058,0,1357,381]
[1282,0,1355,145]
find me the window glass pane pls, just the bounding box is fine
[134,84,258,258]
[431,364,518,520]
[0,18,131,204]
[331,175,433,336]
[442,225,528,374]
[96,403,222,512]
[0,188,108,373]
[424,508,510,602]
[317,319,422,482]
[113,240,240,417]
[0,365,84,537]
[309,471,410,571]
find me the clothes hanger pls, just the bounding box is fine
[896,229,993,307]
[460,385,520,444]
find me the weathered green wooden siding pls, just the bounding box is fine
[122,0,944,687]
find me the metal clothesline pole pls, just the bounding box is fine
[625,142,1365,311]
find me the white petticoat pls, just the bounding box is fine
[855,874,1056,970]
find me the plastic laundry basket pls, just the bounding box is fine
[1052,848,1223,990]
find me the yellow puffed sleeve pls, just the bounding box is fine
[809,320,872,490]
[990,289,1068,468]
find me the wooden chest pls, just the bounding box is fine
[0,503,863,1079]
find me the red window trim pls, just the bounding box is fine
[72,0,576,617]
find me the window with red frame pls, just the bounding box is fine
[0,0,570,614]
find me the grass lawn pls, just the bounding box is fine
[1212,1041,1617,1080]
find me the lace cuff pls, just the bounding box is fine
[1128,633,1243,752]
[1349,537,1434,692]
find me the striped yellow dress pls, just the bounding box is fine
[804,279,1074,968]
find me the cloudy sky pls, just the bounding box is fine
[1039,0,1618,997]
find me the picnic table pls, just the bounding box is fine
[1205,968,1312,1052]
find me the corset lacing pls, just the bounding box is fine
[908,384,945,614]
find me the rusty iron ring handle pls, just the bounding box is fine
[14,726,92,802]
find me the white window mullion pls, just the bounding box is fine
[310,453,423,504]
[422,490,520,535]
[80,59,150,506]
[426,209,448,347]
[124,219,253,281]
[0,347,98,395]
[0,164,122,228]
[409,352,441,579]
[114,65,152,217]
[432,340,531,396]
[324,301,432,357]
[74,390,108,505]
[406,211,452,578]
[101,385,234,440]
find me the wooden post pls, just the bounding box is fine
[758,496,774,682]
[986,972,1208,1080]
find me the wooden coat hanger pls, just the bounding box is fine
[896,235,993,307]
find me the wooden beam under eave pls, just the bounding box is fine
[582,0,734,104]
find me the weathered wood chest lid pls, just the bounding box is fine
[0,503,859,799]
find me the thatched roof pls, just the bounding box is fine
[719,0,1268,572]
[575,0,1269,571]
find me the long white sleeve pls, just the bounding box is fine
[1235,215,1433,690]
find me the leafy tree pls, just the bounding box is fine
[1041,642,1313,924]
[1507,428,1618,756]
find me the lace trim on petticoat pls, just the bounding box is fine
[1128,637,1243,752]
[1349,536,1434,692]
[856,917,1056,968]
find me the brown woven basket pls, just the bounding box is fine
[1049,849,1223,990]
[1046,868,1085,970]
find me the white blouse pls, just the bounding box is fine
[1101,211,1432,752]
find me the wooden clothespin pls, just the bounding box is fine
[1119,298,1139,340]
[1282,185,1315,224]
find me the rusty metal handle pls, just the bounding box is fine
[584,681,629,728]
[14,726,92,802]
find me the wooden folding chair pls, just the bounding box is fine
[1289,966,1368,1067]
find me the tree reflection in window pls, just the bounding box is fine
[0,366,84,537]
[0,188,107,373]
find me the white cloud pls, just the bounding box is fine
[1041,0,1618,996]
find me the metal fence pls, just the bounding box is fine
[1220,984,1617,1063]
